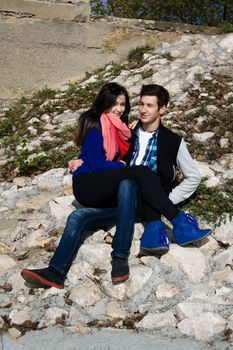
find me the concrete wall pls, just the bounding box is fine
[0,0,90,22]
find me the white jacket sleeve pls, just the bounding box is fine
[169,139,201,205]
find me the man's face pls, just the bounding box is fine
[139,95,161,125]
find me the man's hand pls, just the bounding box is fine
[68,157,83,172]
[129,120,139,129]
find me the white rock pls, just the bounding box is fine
[68,307,89,326]
[219,34,233,52]
[62,174,73,195]
[0,316,4,329]
[78,243,111,266]
[212,245,233,270]
[184,107,200,116]
[219,153,233,170]
[13,177,27,187]
[195,161,215,178]
[0,293,12,307]
[28,125,37,136]
[126,266,153,298]
[206,105,218,112]
[156,282,180,300]
[8,272,26,292]
[135,311,176,330]
[49,200,73,222]
[106,301,126,320]
[8,327,22,339]
[215,286,232,297]
[26,229,51,248]
[223,169,233,180]
[124,74,142,88]
[38,307,68,329]
[54,195,75,207]
[67,260,92,286]
[0,242,12,254]
[0,207,9,212]
[165,79,185,96]
[160,245,206,283]
[133,223,144,240]
[69,281,102,307]
[41,287,66,300]
[101,279,127,301]
[140,256,161,270]
[36,168,66,192]
[210,266,233,286]
[53,110,78,126]
[176,302,214,321]
[193,132,215,143]
[219,138,229,148]
[198,236,220,252]
[9,310,30,325]
[17,295,26,303]
[205,176,221,187]
[16,193,54,210]
[66,325,91,334]
[130,240,140,256]
[0,254,17,276]
[186,66,205,81]
[214,215,233,246]
[177,312,226,341]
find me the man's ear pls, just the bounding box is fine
[159,105,168,115]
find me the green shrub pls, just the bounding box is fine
[218,21,233,33]
[127,45,152,68]
[185,180,233,225]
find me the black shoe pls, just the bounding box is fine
[111,257,129,285]
[21,267,65,289]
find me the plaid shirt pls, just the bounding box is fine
[130,127,159,172]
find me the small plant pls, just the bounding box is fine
[161,52,174,61]
[141,68,153,79]
[185,180,233,225]
[31,87,57,108]
[127,45,152,69]
[0,118,12,137]
[218,21,233,33]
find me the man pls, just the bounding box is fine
[21,84,211,289]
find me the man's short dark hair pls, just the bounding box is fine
[140,84,170,109]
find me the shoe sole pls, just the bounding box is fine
[139,247,169,256]
[21,269,64,289]
[112,273,129,285]
[179,231,211,247]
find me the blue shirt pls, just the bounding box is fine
[72,126,125,176]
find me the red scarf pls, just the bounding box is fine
[100,113,131,160]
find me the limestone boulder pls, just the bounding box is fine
[160,245,206,283]
[177,312,226,341]
[135,311,176,330]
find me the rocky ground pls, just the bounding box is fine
[0,32,233,348]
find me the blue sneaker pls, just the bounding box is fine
[172,211,212,246]
[140,220,170,255]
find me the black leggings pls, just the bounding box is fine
[73,166,178,222]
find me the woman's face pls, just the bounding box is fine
[107,94,126,118]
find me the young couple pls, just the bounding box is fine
[21,82,211,289]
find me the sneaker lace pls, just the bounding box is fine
[185,212,199,228]
[160,228,170,245]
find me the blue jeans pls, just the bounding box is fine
[49,180,139,276]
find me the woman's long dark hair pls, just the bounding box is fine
[75,82,130,147]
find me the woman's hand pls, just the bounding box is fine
[68,158,83,172]
[129,120,139,129]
